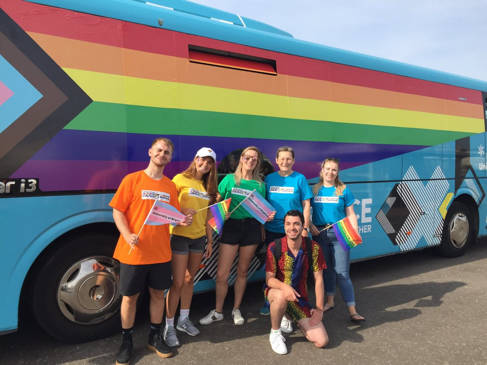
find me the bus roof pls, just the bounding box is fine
[28,0,487,92]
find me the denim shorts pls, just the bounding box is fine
[170,234,206,254]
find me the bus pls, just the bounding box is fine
[1,0,486,343]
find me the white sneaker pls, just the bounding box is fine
[199,309,223,325]
[232,308,245,325]
[280,316,293,334]
[269,330,287,355]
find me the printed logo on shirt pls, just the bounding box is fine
[314,196,339,204]
[141,190,170,202]
[231,187,252,197]
[269,186,294,194]
[188,188,210,200]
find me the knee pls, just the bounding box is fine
[216,271,229,285]
[171,278,184,292]
[314,336,329,348]
[269,290,287,307]
[149,289,164,302]
[236,268,248,279]
[123,294,139,306]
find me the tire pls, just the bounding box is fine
[437,201,475,257]
[32,232,121,343]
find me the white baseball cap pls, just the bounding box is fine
[195,147,216,161]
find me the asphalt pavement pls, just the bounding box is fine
[1,240,487,365]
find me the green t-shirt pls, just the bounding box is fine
[218,174,266,219]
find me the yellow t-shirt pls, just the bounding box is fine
[171,174,210,239]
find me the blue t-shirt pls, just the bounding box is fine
[311,185,355,225]
[265,171,313,233]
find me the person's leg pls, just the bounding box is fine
[297,317,329,348]
[148,287,165,324]
[267,289,287,330]
[260,231,285,315]
[166,253,189,319]
[176,250,204,336]
[233,243,258,310]
[180,251,204,311]
[267,288,289,355]
[319,230,336,310]
[215,243,239,313]
[331,239,364,320]
[164,253,188,347]
[120,293,140,329]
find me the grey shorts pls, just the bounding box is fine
[170,234,206,254]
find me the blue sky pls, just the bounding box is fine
[195,0,487,82]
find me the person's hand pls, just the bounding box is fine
[181,208,197,216]
[309,308,323,326]
[310,225,320,236]
[301,228,309,238]
[266,211,276,222]
[124,233,138,246]
[282,284,301,302]
[204,239,213,258]
[179,214,193,226]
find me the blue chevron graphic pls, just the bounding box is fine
[0,55,42,133]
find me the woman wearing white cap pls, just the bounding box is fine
[163,147,217,348]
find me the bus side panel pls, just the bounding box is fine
[0,194,113,332]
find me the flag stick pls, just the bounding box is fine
[319,224,333,232]
[129,199,158,255]
[194,199,229,213]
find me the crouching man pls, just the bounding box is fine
[265,210,329,354]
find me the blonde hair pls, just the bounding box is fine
[313,157,345,196]
[150,137,174,152]
[234,146,263,186]
[181,156,218,204]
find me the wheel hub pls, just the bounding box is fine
[57,257,120,325]
[449,213,469,249]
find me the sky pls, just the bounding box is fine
[194,0,487,82]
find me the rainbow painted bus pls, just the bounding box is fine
[1,0,486,342]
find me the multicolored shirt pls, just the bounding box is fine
[265,237,326,320]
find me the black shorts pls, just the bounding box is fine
[119,262,172,296]
[264,230,285,245]
[171,234,206,254]
[220,218,261,246]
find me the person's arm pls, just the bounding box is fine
[204,212,214,258]
[266,272,300,302]
[301,199,311,237]
[113,208,138,246]
[313,269,325,311]
[345,204,361,238]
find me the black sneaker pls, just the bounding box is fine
[147,331,173,358]
[116,334,133,365]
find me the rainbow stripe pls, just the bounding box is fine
[332,217,363,251]
[2,1,485,192]
[208,198,231,234]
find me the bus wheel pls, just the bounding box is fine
[32,233,121,342]
[437,201,475,257]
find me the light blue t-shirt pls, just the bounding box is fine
[311,185,355,225]
[264,171,313,233]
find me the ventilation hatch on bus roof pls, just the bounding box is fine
[189,45,277,75]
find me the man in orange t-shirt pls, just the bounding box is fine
[110,138,191,364]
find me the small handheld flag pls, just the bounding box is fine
[130,200,186,254]
[332,216,362,251]
[146,200,186,226]
[241,190,275,224]
[208,198,231,234]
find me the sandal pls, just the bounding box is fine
[350,313,365,323]
[323,304,335,313]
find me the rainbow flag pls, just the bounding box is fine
[146,200,186,226]
[241,191,275,224]
[332,216,362,251]
[208,198,231,234]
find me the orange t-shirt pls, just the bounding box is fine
[110,170,179,265]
